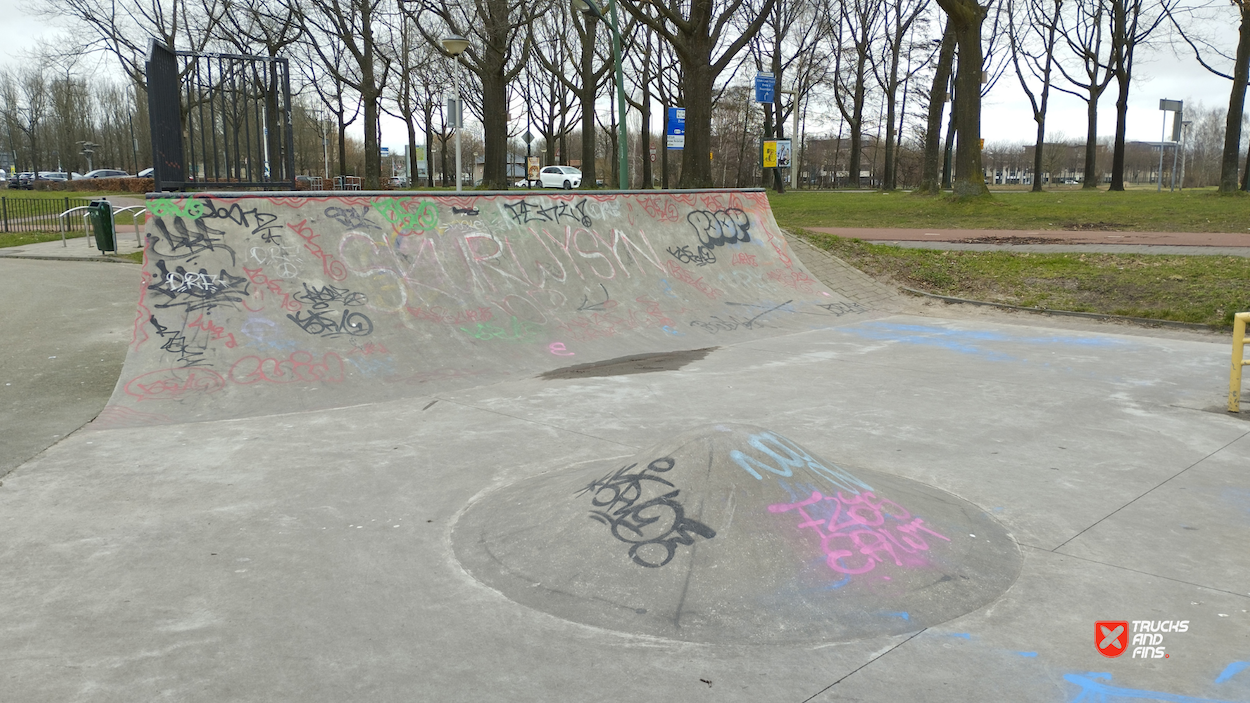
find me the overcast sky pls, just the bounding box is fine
[1,0,1238,154]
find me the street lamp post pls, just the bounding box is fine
[441,35,470,192]
[574,0,628,189]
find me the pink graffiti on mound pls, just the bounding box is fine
[768,490,950,576]
[289,219,348,281]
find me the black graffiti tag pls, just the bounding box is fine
[503,199,592,228]
[150,217,237,264]
[818,301,868,317]
[666,244,717,267]
[687,208,750,249]
[286,309,373,338]
[201,202,283,242]
[578,457,716,568]
[148,260,251,313]
[325,206,379,230]
[293,283,368,310]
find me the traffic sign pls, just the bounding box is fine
[666,107,685,150]
[755,73,776,103]
[523,131,534,144]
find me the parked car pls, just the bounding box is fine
[537,165,581,189]
[137,167,154,178]
[40,171,69,182]
[76,169,130,179]
[513,178,540,188]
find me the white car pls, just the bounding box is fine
[538,166,581,189]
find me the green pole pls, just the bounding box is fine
[607,0,628,189]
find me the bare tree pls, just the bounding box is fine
[1106,0,1174,190]
[1008,0,1062,191]
[1168,0,1250,192]
[41,0,226,86]
[871,0,932,190]
[825,0,885,189]
[296,0,394,189]
[935,0,990,197]
[918,20,956,193]
[295,27,361,179]
[412,0,542,189]
[0,68,52,175]
[1052,0,1115,189]
[619,0,777,188]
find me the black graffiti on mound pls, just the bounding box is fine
[200,202,283,242]
[293,283,368,310]
[324,205,379,230]
[286,308,373,338]
[503,198,592,228]
[577,457,716,568]
[818,301,868,317]
[666,244,717,267]
[148,260,251,313]
[686,208,750,249]
[149,216,237,264]
[149,314,209,367]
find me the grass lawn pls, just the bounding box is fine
[0,231,88,249]
[797,228,1250,328]
[767,188,1250,234]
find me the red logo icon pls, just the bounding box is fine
[1096,621,1130,658]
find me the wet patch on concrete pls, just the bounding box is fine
[539,348,717,380]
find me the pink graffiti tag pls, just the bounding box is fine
[768,490,950,575]
[289,219,347,281]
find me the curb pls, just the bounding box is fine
[0,253,140,264]
[899,287,1219,331]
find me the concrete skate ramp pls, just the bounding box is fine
[101,190,871,426]
[453,424,1022,645]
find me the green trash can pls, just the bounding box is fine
[88,199,116,253]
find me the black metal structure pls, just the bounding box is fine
[146,40,296,192]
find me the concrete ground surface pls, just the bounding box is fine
[2,234,1250,702]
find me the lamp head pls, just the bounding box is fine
[573,0,604,18]
[440,35,470,57]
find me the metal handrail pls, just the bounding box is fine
[57,206,93,247]
[111,205,147,247]
[1230,312,1250,413]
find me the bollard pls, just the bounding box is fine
[1231,312,1250,413]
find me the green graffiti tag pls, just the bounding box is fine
[146,198,207,219]
[372,198,439,232]
[460,317,542,343]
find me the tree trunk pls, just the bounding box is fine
[919,19,955,194]
[1082,94,1100,189]
[1222,7,1250,193]
[480,68,509,189]
[942,0,989,197]
[679,49,714,188]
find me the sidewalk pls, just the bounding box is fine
[806,226,1250,256]
[0,228,145,262]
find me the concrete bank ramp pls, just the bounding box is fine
[453,424,1022,644]
[100,189,872,426]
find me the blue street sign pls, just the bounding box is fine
[666,107,685,150]
[755,73,775,103]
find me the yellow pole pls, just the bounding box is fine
[1231,312,1250,413]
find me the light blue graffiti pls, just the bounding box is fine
[1216,662,1248,685]
[839,322,1131,362]
[729,430,873,495]
[1065,673,1244,703]
[1016,651,1038,657]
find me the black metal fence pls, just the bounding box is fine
[0,197,92,233]
[146,40,296,191]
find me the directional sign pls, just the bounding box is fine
[380,147,390,158]
[755,73,776,103]
[523,131,534,144]
[666,107,685,150]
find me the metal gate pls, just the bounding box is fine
[146,40,296,192]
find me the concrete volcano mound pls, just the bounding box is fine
[452,424,1022,644]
